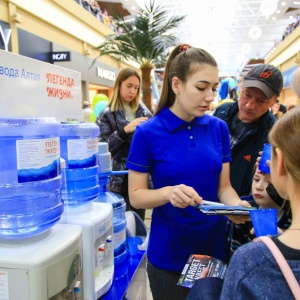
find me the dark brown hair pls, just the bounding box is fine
[155,44,218,115]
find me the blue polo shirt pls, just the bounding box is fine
[126,107,232,271]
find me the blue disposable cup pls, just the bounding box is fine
[127,237,143,256]
[259,143,272,174]
[250,208,278,237]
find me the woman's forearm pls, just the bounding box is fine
[129,186,171,209]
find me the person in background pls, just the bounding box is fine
[126,44,249,300]
[271,100,283,119]
[96,68,152,221]
[82,100,92,122]
[287,104,296,112]
[102,9,110,27]
[214,64,283,197]
[279,103,287,114]
[228,165,291,257]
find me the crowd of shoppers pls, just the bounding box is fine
[76,0,118,32]
[186,66,300,300]
[281,13,300,41]
[93,37,300,299]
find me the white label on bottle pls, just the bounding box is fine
[114,228,126,249]
[16,138,60,169]
[16,138,60,182]
[0,271,9,300]
[67,138,98,160]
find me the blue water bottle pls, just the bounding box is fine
[96,142,127,265]
[0,117,63,239]
[60,122,100,206]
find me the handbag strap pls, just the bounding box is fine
[256,236,300,299]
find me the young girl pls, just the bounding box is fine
[229,166,291,256]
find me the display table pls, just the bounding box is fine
[100,250,146,300]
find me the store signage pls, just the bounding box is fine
[0,49,81,122]
[50,51,71,62]
[97,67,116,81]
[0,25,11,51]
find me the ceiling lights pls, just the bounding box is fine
[248,25,262,39]
[260,0,278,17]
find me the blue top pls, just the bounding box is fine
[126,107,232,271]
[220,240,300,299]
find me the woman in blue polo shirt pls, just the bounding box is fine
[126,44,247,300]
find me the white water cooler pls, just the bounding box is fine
[59,202,114,300]
[0,224,83,300]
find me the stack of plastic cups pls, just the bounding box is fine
[60,122,100,208]
[0,117,63,239]
[96,142,127,269]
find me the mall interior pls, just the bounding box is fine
[0,0,300,299]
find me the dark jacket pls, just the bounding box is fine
[214,102,276,196]
[96,102,151,193]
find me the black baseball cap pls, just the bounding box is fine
[242,64,283,99]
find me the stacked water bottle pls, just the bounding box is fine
[0,117,127,266]
[59,122,127,268]
[96,142,127,266]
[0,117,63,239]
[0,118,118,299]
[60,122,100,207]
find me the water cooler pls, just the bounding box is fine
[0,224,83,300]
[0,117,84,300]
[59,204,113,299]
[59,123,114,300]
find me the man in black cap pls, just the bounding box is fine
[214,64,283,197]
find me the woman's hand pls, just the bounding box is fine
[227,214,250,224]
[124,117,149,133]
[226,200,251,224]
[168,184,203,208]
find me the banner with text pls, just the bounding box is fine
[0,50,81,122]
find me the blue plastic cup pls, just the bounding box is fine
[250,208,278,237]
[127,237,143,256]
[259,143,272,174]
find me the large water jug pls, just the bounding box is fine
[0,117,63,239]
[96,142,127,265]
[60,122,100,206]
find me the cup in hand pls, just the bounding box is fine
[250,208,278,237]
[259,143,272,174]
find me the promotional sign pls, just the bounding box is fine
[0,50,81,122]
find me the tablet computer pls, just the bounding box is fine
[196,204,257,215]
